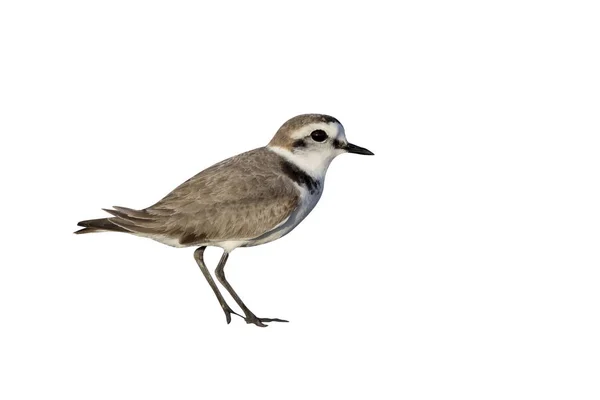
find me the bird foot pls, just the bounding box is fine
[244,314,289,327]
[221,305,244,324]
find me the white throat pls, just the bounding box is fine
[268,146,336,180]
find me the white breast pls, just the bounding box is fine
[245,182,323,247]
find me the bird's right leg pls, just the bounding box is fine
[214,251,288,327]
[193,247,242,324]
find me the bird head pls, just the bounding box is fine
[268,114,373,178]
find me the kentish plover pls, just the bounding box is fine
[76,114,374,326]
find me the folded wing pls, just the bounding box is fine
[105,148,300,246]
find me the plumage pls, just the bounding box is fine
[76,217,129,234]
[75,113,373,326]
[86,147,301,247]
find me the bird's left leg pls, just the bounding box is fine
[194,247,243,324]
[215,251,288,327]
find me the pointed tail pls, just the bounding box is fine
[74,217,129,235]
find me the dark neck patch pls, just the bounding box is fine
[280,159,320,194]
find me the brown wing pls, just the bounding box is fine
[107,147,300,246]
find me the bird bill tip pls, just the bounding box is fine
[346,143,374,155]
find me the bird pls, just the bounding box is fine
[75,114,374,327]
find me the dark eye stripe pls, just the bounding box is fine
[292,139,306,148]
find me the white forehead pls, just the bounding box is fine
[289,121,347,142]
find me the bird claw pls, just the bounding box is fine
[222,305,243,324]
[244,314,289,327]
[221,306,287,327]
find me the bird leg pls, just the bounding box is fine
[194,247,243,324]
[215,251,288,327]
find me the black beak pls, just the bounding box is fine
[346,142,374,155]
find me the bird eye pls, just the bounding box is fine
[310,130,328,142]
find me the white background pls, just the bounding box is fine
[1,1,599,399]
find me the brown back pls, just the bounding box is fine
[109,147,300,245]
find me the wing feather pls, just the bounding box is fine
[106,148,299,246]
